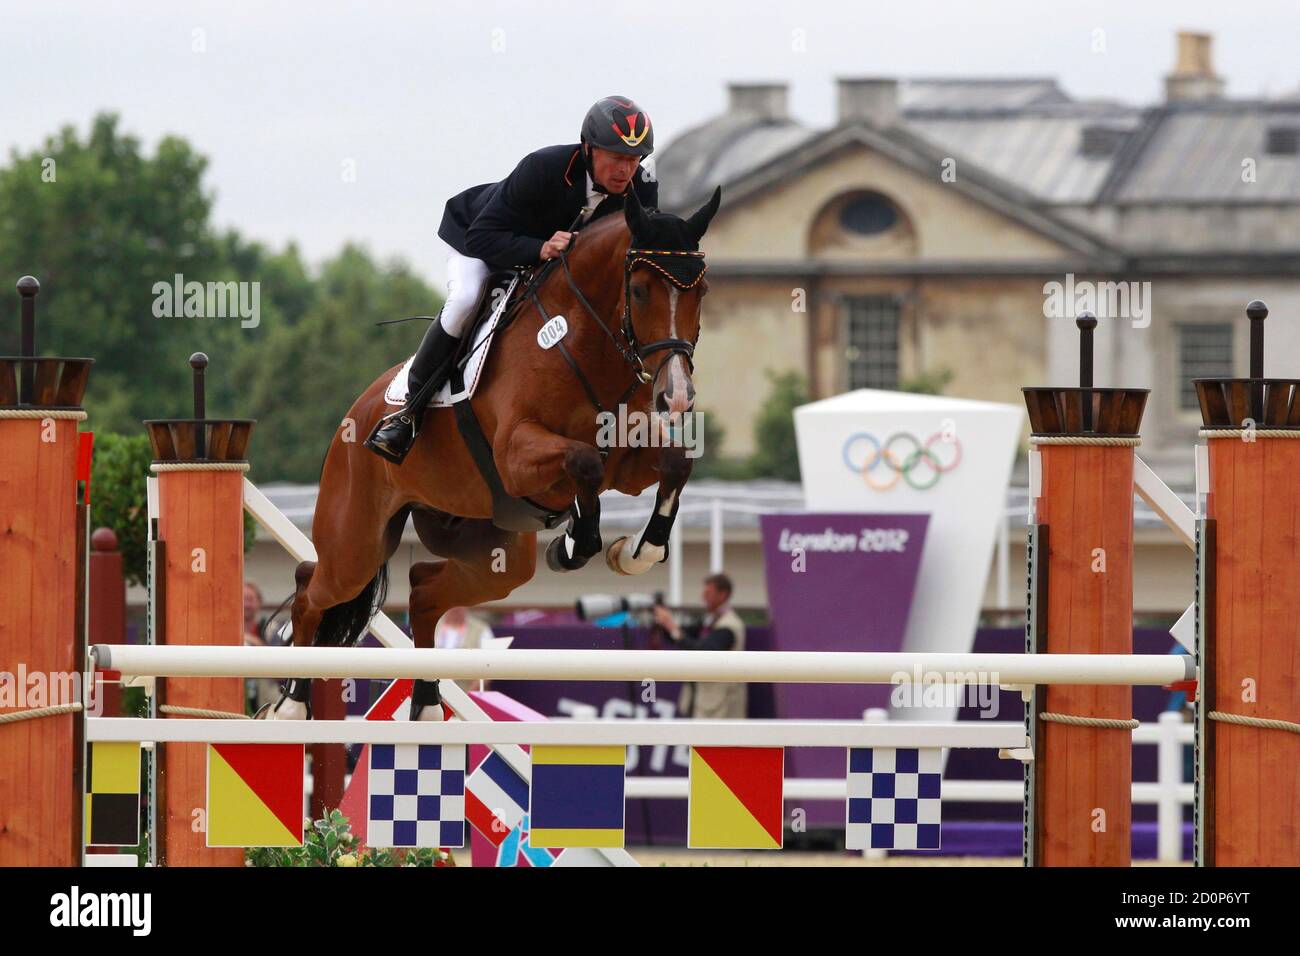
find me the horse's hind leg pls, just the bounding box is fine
[404,515,537,720]
[266,501,406,720]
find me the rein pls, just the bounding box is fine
[526,242,706,416]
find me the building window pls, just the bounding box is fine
[1080,125,1128,157]
[844,296,901,390]
[1178,323,1233,410]
[839,194,899,236]
[1266,126,1300,155]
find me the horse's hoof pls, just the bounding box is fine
[264,698,310,721]
[546,534,580,573]
[412,703,447,722]
[605,536,633,575]
[606,535,665,576]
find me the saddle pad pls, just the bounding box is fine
[384,288,510,408]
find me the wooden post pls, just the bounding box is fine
[145,353,255,866]
[0,276,93,866]
[1022,313,1149,866]
[89,528,127,720]
[309,680,347,820]
[1193,301,1300,866]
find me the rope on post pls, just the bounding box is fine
[159,704,250,720]
[0,702,83,724]
[0,409,88,421]
[1197,428,1300,439]
[1040,712,1140,730]
[1029,435,1142,447]
[150,461,250,473]
[1209,710,1300,735]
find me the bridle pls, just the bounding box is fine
[524,243,706,416]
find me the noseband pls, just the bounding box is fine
[530,244,706,415]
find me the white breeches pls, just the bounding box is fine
[441,251,492,337]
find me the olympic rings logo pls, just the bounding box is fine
[841,431,962,491]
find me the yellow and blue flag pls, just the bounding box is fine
[529,745,625,848]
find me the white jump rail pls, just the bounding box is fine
[85,717,1028,750]
[91,644,1194,685]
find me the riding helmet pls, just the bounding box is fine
[581,96,654,158]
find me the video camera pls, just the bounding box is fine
[574,592,666,622]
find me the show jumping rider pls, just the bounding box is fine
[365,95,660,464]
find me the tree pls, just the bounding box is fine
[898,367,954,395]
[89,432,253,586]
[1,113,442,483]
[234,245,439,481]
[747,370,808,482]
[0,114,223,433]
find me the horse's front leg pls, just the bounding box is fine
[500,421,605,572]
[607,443,693,576]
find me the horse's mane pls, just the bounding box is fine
[570,202,702,262]
[573,209,630,252]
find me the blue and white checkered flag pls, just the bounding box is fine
[368,743,466,848]
[845,747,942,851]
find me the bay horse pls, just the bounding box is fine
[269,186,721,719]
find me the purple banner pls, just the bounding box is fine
[759,512,928,658]
[759,512,929,819]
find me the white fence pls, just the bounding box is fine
[621,709,1194,863]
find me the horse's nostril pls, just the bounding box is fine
[655,391,671,414]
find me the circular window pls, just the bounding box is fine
[839,194,898,236]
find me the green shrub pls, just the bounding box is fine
[245,809,454,867]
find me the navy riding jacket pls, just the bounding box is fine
[438,144,659,270]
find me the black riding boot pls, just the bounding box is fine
[365,320,461,464]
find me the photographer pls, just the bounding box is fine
[651,573,747,720]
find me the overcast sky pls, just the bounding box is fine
[6,1,1299,285]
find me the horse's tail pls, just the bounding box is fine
[313,563,390,648]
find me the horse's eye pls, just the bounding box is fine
[631,283,649,302]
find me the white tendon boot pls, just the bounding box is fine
[263,678,311,721]
[606,491,677,575]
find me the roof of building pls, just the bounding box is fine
[658,79,1300,213]
[908,106,1142,204]
[1101,101,1300,203]
[656,117,813,211]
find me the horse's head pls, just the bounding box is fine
[621,186,721,417]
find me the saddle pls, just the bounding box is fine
[382,260,577,534]
[383,270,524,409]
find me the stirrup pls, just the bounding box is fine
[365,409,419,465]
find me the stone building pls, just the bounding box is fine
[657,31,1300,478]
[233,34,1297,619]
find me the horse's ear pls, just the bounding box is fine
[624,187,650,238]
[685,186,722,242]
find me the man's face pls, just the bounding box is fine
[589,146,640,194]
[243,586,259,622]
[701,582,727,612]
